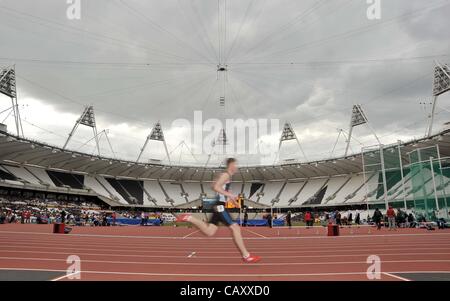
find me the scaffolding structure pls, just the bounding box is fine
[362,143,450,220]
[0,65,23,137]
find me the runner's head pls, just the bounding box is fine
[225,157,238,174]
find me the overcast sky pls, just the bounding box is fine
[0,0,449,166]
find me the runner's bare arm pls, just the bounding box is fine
[212,173,237,201]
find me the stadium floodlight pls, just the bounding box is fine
[276,122,308,163]
[433,63,450,97]
[0,65,23,137]
[344,104,380,156]
[428,62,450,137]
[216,128,228,146]
[63,106,101,155]
[137,122,171,164]
[0,66,16,98]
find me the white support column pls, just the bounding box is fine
[344,125,354,157]
[429,157,440,212]
[379,145,389,209]
[397,141,407,210]
[428,95,439,137]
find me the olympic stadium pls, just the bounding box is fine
[1,0,450,283]
[2,63,450,219]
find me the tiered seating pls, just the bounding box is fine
[230,182,243,195]
[202,182,215,197]
[106,178,144,205]
[346,174,378,203]
[183,182,202,202]
[2,165,42,185]
[297,178,327,205]
[322,176,349,203]
[0,166,24,186]
[328,174,365,204]
[143,180,166,206]
[25,167,54,186]
[84,175,111,198]
[258,182,284,204]
[95,176,128,204]
[277,182,304,206]
[247,183,264,202]
[47,170,84,189]
[160,182,187,205]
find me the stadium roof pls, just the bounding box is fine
[2,127,450,182]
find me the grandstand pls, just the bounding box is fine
[0,2,449,221]
[1,124,450,220]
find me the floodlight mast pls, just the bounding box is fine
[137,122,171,165]
[276,122,308,163]
[203,128,228,170]
[428,61,450,137]
[345,104,380,157]
[0,65,24,137]
[63,106,101,155]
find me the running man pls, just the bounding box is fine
[177,158,261,263]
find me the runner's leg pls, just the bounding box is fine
[187,215,218,237]
[229,223,249,257]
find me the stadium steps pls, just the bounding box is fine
[138,181,158,206]
[24,167,53,186]
[271,181,287,206]
[287,181,308,206]
[96,195,127,207]
[1,165,41,186]
[179,183,190,203]
[303,178,330,205]
[344,173,377,203]
[95,176,128,204]
[324,176,352,204]
[158,180,175,206]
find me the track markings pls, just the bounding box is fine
[2,230,450,240]
[2,249,450,260]
[244,228,267,238]
[2,256,450,267]
[1,267,447,279]
[183,230,200,239]
[51,271,80,281]
[382,272,411,281]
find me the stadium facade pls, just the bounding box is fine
[1,124,450,220]
[1,63,450,220]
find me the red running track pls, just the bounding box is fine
[1,224,450,281]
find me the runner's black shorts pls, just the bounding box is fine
[209,199,236,226]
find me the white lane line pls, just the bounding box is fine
[51,271,81,281]
[0,267,449,279]
[244,228,267,238]
[1,230,450,240]
[183,230,200,239]
[2,244,450,254]
[1,256,450,266]
[382,272,412,281]
[2,249,449,260]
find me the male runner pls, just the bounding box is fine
[177,158,261,263]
